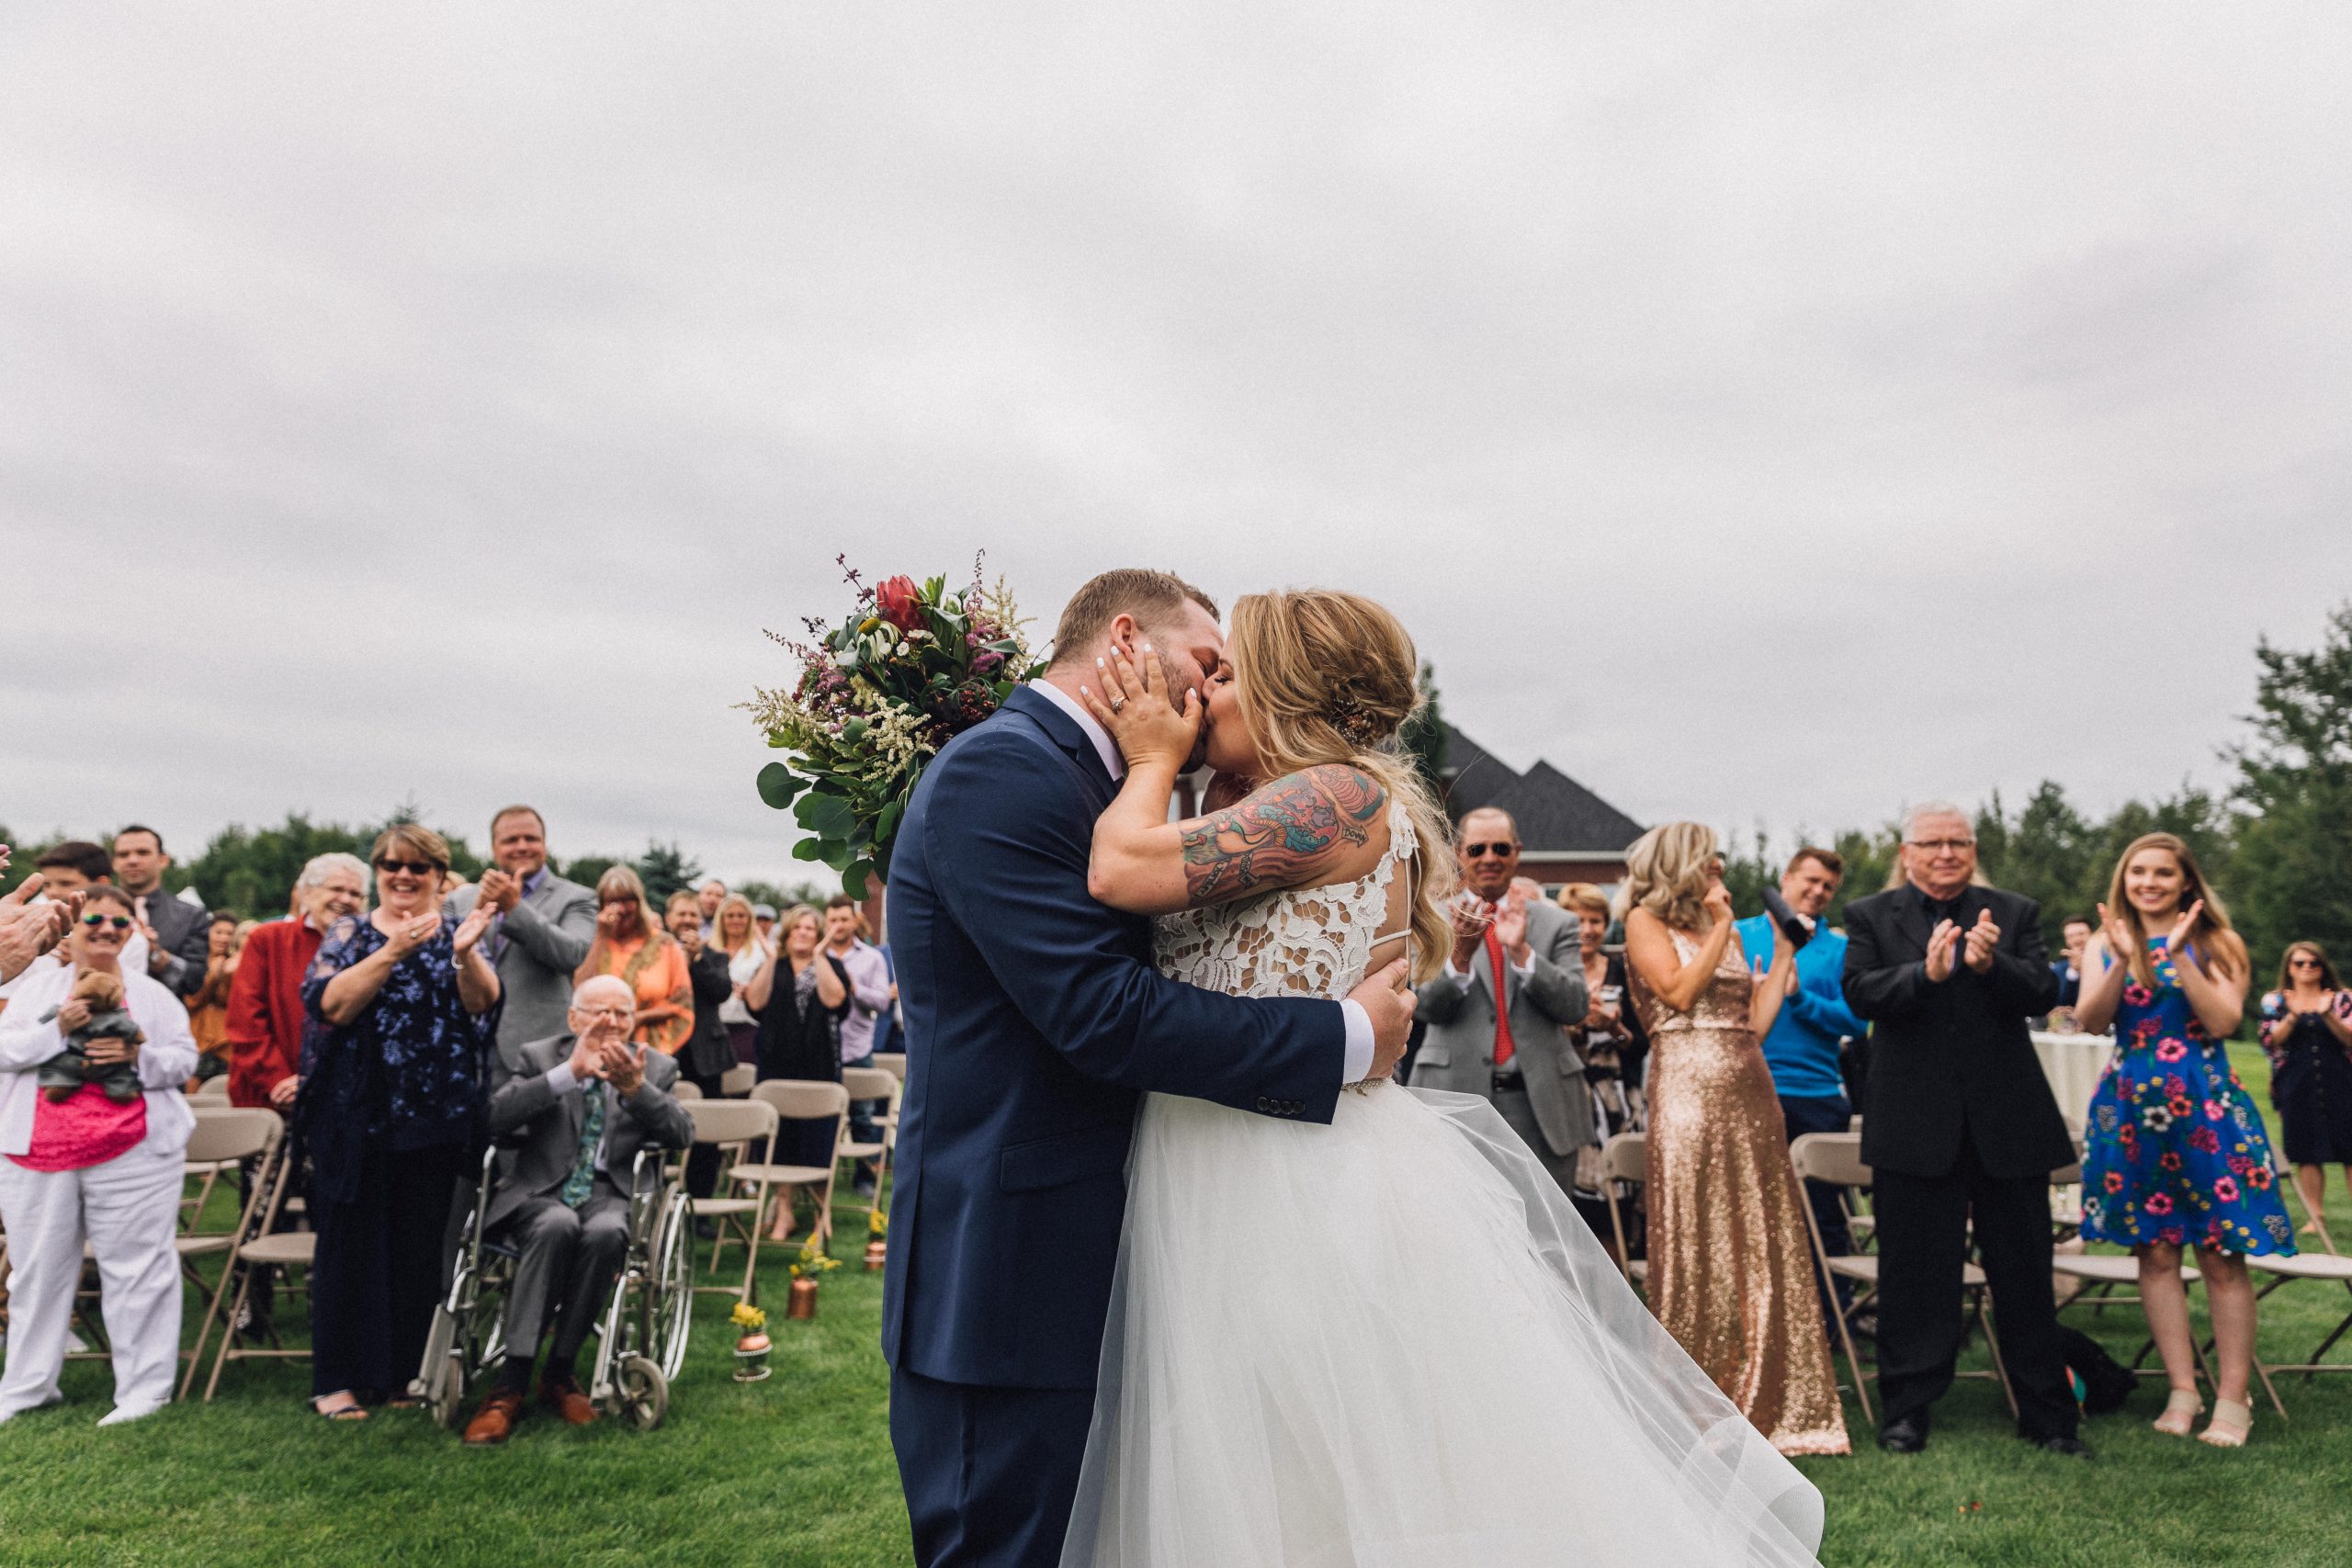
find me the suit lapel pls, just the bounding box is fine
[1894,883,1936,958]
[1002,685,1118,811]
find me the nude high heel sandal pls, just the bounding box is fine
[2153,1388,2202,1438]
[2199,1398,2253,1448]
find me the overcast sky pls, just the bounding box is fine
[5,4,2349,887]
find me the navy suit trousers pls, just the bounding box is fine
[891,1365,1095,1568]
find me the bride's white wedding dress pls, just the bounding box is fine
[1059,801,1827,1568]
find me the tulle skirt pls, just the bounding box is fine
[1060,1082,1826,1568]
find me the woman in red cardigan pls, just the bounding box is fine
[224,854,368,1108]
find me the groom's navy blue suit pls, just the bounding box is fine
[884,683,1347,1567]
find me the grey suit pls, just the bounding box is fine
[1412,898,1594,1188]
[482,1033,694,1373]
[447,871,597,1075]
[133,888,211,1000]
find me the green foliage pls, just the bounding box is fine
[2232,603,2352,979]
[1402,658,1448,795]
[169,808,482,920]
[635,839,707,906]
[736,878,833,912]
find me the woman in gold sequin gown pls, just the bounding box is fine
[1623,823,1851,1457]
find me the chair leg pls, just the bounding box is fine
[179,1253,233,1401]
[1976,1289,2019,1420]
[201,1262,255,1403]
[741,1179,768,1305]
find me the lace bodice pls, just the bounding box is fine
[1152,798,1415,1000]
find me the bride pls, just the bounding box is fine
[1062,589,1827,1568]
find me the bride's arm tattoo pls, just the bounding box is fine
[1180,765,1386,905]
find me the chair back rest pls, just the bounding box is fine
[1600,1130,1646,1183]
[842,1066,898,1104]
[1788,1131,1871,1188]
[184,1106,283,1166]
[752,1079,852,1122]
[673,1080,704,1100]
[684,1098,778,1145]
[194,1076,232,1101]
[2050,1161,2084,1186]
[872,1052,908,1083]
[718,1064,757,1097]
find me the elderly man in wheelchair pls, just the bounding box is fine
[452,974,695,1445]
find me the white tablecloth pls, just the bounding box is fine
[2032,1031,2114,1134]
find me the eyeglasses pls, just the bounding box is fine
[1463,844,1516,859]
[2290,957,2322,968]
[80,914,133,931]
[374,859,444,877]
[1905,838,1976,853]
[575,1005,634,1021]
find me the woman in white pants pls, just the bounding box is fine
[0,885,197,1426]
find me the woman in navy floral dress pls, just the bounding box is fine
[2079,833,2290,1449]
[299,824,501,1420]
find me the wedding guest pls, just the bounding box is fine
[2079,834,2292,1447]
[0,862,81,987]
[186,911,243,1082]
[825,894,894,1190]
[752,902,778,949]
[1842,802,2081,1457]
[300,825,500,1419]
[1622,822,1845,1455]
[695,878,728,940]
[0,885,198,1426]
[1735,848,1865,1314]
[745,904,848,1242]
[1555,882,1646,1247]
[446,806,597,1075]
[663,890,737,1201]
[17,841,151,978]
[573,866,693,1058]
[226,853,368,1111]
[111,826,211,1001]
[1412,808,1592,1199]
[711,893,767,1066]
[2262,942,2352,1235]
[2051,916,2093,1020]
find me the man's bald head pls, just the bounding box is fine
[569,974,638,1032]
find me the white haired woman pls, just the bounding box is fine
[1620,821,1848,1456]
[0,884,199,1425]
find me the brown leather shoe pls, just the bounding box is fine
[462,1390,525,1446]
[541,1374,598,1427]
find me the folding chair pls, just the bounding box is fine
[193,1076,232,1102]
[178,1094,244,1229]
[174,1107,286,1386]
[837,1066,898,1219]
[683,1097,780,1303]
[673,1080,704,1101]
[1788,1131,2015,1427]
[191,1128,317,1400]
[719,1064,756,1098]
[1597,1131,1646,1288]
[2235,1154,2352,1417]
[738,1081,851,1254]
[872,1052,907,1083]
[2046,1158,2217,1397]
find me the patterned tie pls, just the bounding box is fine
[562,1085,606,1209]
[1486,927,1517,1068]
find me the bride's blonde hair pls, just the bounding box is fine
[1226,590,1457,983]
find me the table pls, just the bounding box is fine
[2031,1031,2114,1135]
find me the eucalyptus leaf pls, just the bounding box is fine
[792,839,828,863]
[797,793,858,842]
[841,858,876,900]
[756,762,807,810]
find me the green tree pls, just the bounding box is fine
[1822,824,1901,929]
[2231,603,2352,978]
[560,855,620,892]
[1402,659,1448,795]
[735,878,832,912]
[1974,783,2098,945]
[634,840,706,907]
[1718,825,1777,916]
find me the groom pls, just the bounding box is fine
[882,568,1419,1567]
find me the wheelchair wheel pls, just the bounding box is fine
[650,1188,694,1382]
[613,1353,668,1430]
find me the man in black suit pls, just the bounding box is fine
[111,826,210,1001]
[1841,802,2085,1458]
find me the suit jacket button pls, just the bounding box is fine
[1256,1097,1272,1112]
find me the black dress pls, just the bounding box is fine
[2265,993,2352,1166]
[750,953,851,1169]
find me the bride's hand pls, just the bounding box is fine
[1080,642,1202,771]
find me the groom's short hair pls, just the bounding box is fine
[1049,570,1219,667]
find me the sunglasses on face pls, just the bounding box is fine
[81,914,133,931]
[374,859,442,877]
[1463,844,1515,860]
[2290,957,2322,967]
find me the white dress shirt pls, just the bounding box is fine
[1029,680,1374,1085]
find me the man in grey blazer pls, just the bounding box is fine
[1411,808,1593,1192]
[111,827,210,1000]
[445,805,597,1075]
[460,976,694,1445]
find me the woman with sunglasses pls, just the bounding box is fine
[299,825,499,1420]
[2260,942,2352,1234]
[0,885,198,1426]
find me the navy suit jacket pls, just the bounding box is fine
[880,684,1347,1390]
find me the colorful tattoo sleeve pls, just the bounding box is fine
[1179,765,1387,906]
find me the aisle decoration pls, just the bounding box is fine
[787,1239,842,1320]
[747,556,1044,897]
[730,1302,773,1382]
[865,1207,888,1272]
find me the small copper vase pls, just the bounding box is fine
[733,1333,773,1382]
[864,1238,888,1272]
[786,1277,820,1319]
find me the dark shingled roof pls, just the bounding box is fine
[1440,724,1645,853]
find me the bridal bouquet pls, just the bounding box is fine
[748,557,1044,897]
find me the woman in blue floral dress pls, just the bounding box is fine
[2079,833,2291,1449]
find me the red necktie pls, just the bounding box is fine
[1486,927,1516,1068]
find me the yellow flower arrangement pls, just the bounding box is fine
[868,1208,888,1237]
[730,1302,767,1332]
[789,1240,843,1281]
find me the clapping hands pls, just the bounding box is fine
[1925,910,2001,980]
[1962,909,2000,974]
[0,871,81,984]
[385,909,441,960]
[451,903,495,958]
[1449,891,1497,969]
[477,868,522,915]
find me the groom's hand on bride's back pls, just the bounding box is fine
[1349,956,1419,1079]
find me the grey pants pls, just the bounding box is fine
[498,1179,630,1372]
[1492,1084,1580,1198]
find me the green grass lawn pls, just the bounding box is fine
[3,1046,2348,1567]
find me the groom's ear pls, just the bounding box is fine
[1104,614,1140,655]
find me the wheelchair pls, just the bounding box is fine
[413,1141,695,1430]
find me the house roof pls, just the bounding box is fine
[1440,725,1645,854]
